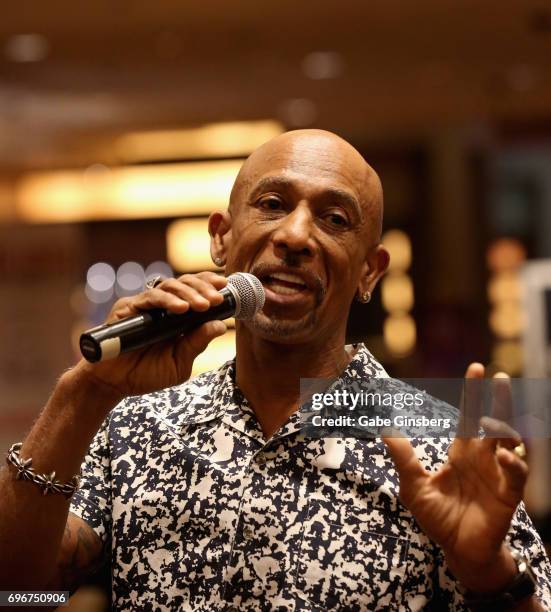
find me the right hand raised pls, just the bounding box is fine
[70,271,229,401]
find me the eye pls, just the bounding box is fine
[325,211,349,228]
[258,196,283,211]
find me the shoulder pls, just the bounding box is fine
[345,343,390,378]
[108,359,234,431]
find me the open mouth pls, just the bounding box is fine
[262,272,309,296]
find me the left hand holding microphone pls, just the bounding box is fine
[72,272,232,403]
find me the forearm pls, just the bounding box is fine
[0,365,120,588]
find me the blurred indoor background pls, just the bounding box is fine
[0,1,550,608]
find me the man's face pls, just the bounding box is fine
[221,133,383,344]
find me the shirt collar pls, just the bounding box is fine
[176,343,388,438]
[174,363,233,428]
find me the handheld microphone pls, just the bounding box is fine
[79,272,265,363]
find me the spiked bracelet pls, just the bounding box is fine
[6,442,80,498]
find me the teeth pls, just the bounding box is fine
[269,284,302,295]
[270,272,306,286]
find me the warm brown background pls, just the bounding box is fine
[0,2,550,607]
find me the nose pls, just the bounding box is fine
[272,202,315,259]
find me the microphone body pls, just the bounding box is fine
[80,272,264,363]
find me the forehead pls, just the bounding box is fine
[242,136,370,203]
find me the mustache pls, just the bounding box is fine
[250,260,326,306]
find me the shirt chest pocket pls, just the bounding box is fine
[295,498,410,611]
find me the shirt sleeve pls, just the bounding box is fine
[507,502,551,606]
[434,502,551,609]
[69,411,114,548]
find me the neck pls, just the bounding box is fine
[235,324,350,439]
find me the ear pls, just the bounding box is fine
[208,210,232,266]
[357,243,390,298]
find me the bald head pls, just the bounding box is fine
[209,128,390,343]
[229,129,384,241]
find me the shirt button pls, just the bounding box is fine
[243,525,254,540]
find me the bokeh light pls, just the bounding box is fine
[487,271,522,303]
[116,262,145,297]
[489,301,524,338]
[381,273,414,313]
[486,238,526,272]
[85,262,116,304]
[383,313,417,357]
[301,51,344,80]
[491,340,523,375]
[191,329,236,376]
[4,34,49,63]
[167,218,214,272]
[383,230,412,273]
[145,261,174,284]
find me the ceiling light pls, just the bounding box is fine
[15,160,242,223]
[301,51,344,80]
[115,120,284,163]
[4,34,49,63]
[278,98,317,127]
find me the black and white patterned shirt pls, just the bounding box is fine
[70,345,551,611]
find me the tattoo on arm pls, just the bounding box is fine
[53,518,106,593]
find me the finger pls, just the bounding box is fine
[105,297,135,322]
[496,447,529,500]
[195,271,228,289]
[457,362,485,439]
[152,280,207,311]
[132,287,191,313]
[490,372,513,424]
[382,435,428,499]
[173,320,227,376]
[171,274,226,305]
[480,416,522,453]
[106,292,189,324]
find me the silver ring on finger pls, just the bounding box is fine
[145,275,163,291]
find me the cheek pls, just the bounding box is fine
[226,220,267,266]
[324,242,362,278]
[323,245,365,297]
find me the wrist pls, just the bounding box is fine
[447,544,518,594]
[461,547,539,611]
[59,362,124,415]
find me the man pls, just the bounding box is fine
[0,129,550,610]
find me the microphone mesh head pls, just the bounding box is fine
[227,273,265,319]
